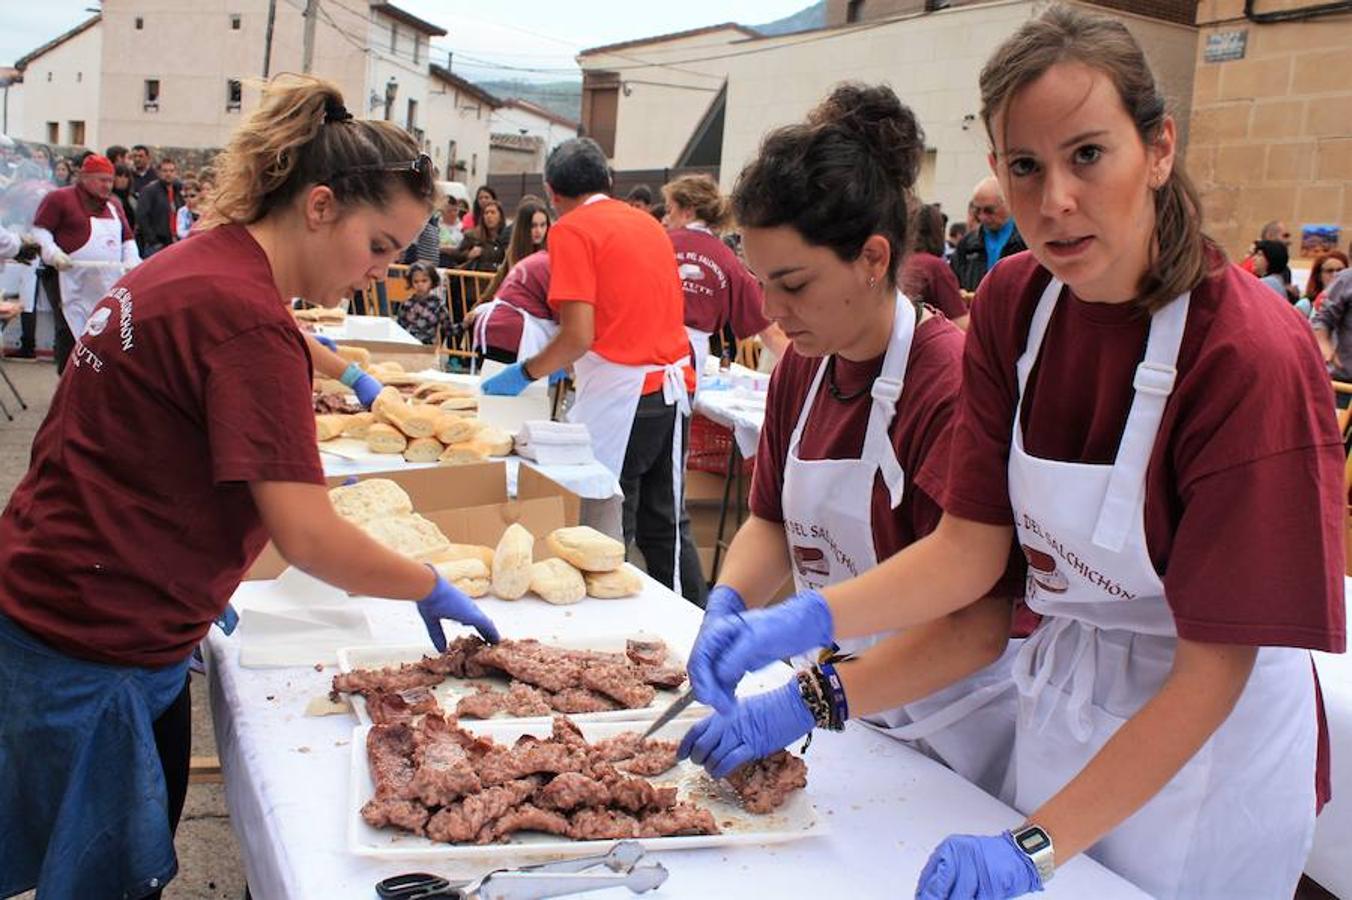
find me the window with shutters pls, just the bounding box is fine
[46,122,58,144]
[68,121,85,146]
[227,79,242,112]
[144,79,160,112]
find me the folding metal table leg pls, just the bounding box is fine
[0,362,27,409]
[710,441,741,584]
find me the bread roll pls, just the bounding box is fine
[546,526,625,573]
[362,513,451,560]
[423,543,496,569]
[328,478,413,524]
[369,360,405,374]
[341,411,377,438]
[372,386,404,421]
[491,523,534,600]
[432,558,491,597]
[439,396,477,412]
[379,372,422,388]
[315,414,348,442]
[336,345,370,366]
[414,381,474,400]
[584,565,643,599]
[476,425,513,457]
[393,405,440,439]
[434,412,481,445]
[529,557,586,605]
[438,441,489,465]
[365,423,408,454]
[403,436,443,463]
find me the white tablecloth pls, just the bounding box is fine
[206,573,1147,900]
[693,386,765,459]
[316,315,422,346]
[318,453,621,501]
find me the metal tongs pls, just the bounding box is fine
[374,841,668,900]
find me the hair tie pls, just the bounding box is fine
[324,101,353,124]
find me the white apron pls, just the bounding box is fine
[684,325,712,388]
[57,204,125,338]
[569,350,692,596]
[1006,278,1317,899]
[473,299,560,361]
[781,291,1019,796]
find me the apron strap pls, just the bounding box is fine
[1015,277,1065,395]
[1090,293,1191,552]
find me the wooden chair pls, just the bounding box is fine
[735,337,761,371]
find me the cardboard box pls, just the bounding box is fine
[246,462,580,580]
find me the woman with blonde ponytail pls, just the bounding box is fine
[0,75,498,900]
[687,7,1343,898]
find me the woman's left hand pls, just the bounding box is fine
[687,590,833,712]
[915,833,1044,899]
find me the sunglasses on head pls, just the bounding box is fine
[327,152,433,186]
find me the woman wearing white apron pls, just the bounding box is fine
[661,175,788,382]
[470,250,559,365]
[687,10,1344,899]
[482,139,704,605]
[677,84,1025,799]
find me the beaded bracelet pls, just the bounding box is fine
[818,659,850,728]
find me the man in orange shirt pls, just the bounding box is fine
[482,138,704,605]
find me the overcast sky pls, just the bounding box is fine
[0,1,812,77]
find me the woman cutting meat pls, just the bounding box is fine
[678,84,1025,799]
[660,174,787,375]
[688,8,1343,899]
[0,75,498,900]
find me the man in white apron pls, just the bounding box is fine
[32,154,140,372]
[681,292,1020,796]
[482,138,703,605]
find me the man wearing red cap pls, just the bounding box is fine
[32,153,140,372]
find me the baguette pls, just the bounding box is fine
[584,565,643,599]
[438,396,477,412]
[414,381,474,400]
[431,558,491,597]
[529,557,586,605]
[423,543,496,569]
[361,513,451,560]
[491,523,534,600]
[365,422,408,454]
[438,441,489,465]
[315,413,348,442]
[476,425,513,457]
[403,436,443,463]
[328,478,413,524]
[373,388,439,438]
[341,411,377,438]
[434,412,481,445]
[545,526,625,573]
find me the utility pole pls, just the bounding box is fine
[262,0,278,77]
[302,0,318,74]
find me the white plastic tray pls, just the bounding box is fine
[335,632,785,728]
[347,717,823,860]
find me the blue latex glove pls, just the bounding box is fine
[548,368,567,386]
[352,373,383,408]
[687,589,833,712]
[677,680,814,779]
[695,584,744,653]
[915,833,1044,900]
[481,361,534,396]
[416,570,500,650]
[313,334,339,352]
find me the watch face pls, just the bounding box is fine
[1017,828,1050,854]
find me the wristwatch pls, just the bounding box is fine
[1010,824,1055,884]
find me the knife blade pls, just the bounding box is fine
[641,688,696,740]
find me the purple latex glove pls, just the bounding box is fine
[695,584,745,651]
[677,679,815,779]
[687,589,832,712]
[314,334,339,352]
[915,832,1044,899]
[416,570,500,650]
[351,373,382,408]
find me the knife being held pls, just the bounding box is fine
[641,688,696,740]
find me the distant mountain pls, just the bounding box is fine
[472,79,581,123]
[754,1,828,36]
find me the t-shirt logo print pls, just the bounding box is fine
[83,306,112,338]
[792,545,831,579]
[1022,544,1068,594]
[678,263,704,282]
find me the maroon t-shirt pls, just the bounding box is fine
[752,311,1026,601]
[669,226,770,338]
[901,252,968,322]
[33,183,133,252]
[927,250,1345,804]
[0,224,325,667]
[483,251,554,354]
